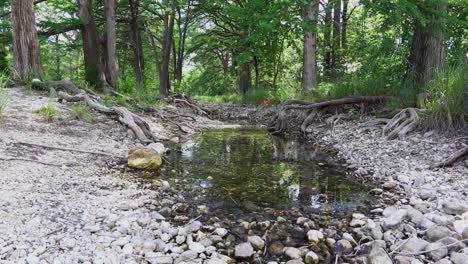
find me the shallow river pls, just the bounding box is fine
[164,128,371,217]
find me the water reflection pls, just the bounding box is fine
[166,128,369,213]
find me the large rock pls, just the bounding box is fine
[426,225,454,242]
[234,243,254,259]
[128,147,162,171]
[425,242,447,261]
[332,239,353,255]
[283,247,302,260]
[304,251,319,264]
[442,200,468,215]
[394,256,424,264]
[248,235,265,250]
[148,142,166,155]
[451,252,468,264]
[399,238,429,254]
[368,247,392,264]
[383,209,408,229]
[453,219,468,236]
[307,230,323,243]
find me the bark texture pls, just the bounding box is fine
[302,0,319,96]
[78,0,103,89]
[159,0,176,96]
[103,0,118,89]
[11,0,42,80]
[129,0,145,88]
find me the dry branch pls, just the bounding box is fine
[0,156,66,167]
[269,96,392,135]
[14,141,123,157]
[49,80,155,144]
[430,147,468,169]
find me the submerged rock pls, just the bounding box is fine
[283,247,303,260]
[128,147,162,171]
[247,235,265,250]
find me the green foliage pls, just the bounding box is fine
[0,73,9,118]
[36,102,58,122]
[421,64,467,132]
[68,102,94,123]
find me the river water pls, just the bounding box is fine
[164,128,371,217]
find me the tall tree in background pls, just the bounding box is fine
[78,0,103,88]
[11,0,42,80]
[331,0,341,78]
[302,0,319,95]
[403,0,447,91]
[103,0,118,89]
[323,1,332,78]
[129,0,145,89]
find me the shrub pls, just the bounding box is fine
[0,74,8,118]
[68,102,94,123]
[36,102,58,122]
[421,64,466,133]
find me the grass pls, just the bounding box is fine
[68,102,94,123]
[36,102,58,122]
[0,74,9,118]
[421,64,466,133]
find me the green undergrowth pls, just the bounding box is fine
[0,73,9,118]
[68,102,94,123]
[421,64,467,133]
[36,101,58,122]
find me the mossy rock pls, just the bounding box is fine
[128,147,162,171]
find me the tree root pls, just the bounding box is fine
[269,96,392,135]
[383,108,423,140]
[0,156,67,167]
[49,80,155,144]
[165,94,213,117]
[430,147,468,169]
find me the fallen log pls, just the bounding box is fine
[49,80,155,144]
[269,96,393,135]
[430,147,468,169]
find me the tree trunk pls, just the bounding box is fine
[302,0,319,96]
[129,0,145,89]
[103,0,118,90]
[323,2,332,78]
[11,0,42,80]
[159,0,175,96]
[239,63,251,96]
[78,0,103,89]
[331,0,341,78]
[341,0,349,66]
[403,2,446,92]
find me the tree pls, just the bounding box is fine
[129,0,145,89]
[331,0,341,78]
[403,1,446,91]
[78,0,103,89]
[11,0,43,80]
[103,0,119,89]
[302,0,319,96]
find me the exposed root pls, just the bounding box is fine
[49,80,155,144]
[269,96,392,135]
[383,108,423,140]
[165,94,213,117]
[430,147,468,169]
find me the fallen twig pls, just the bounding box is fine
[14,141,123,157]
[429,147,468,169]
[0,157,66,167]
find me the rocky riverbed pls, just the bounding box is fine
[1,87,467,264]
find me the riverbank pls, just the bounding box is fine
[305,116,468,263]
[1,87,466,264]
[0,87,233,263]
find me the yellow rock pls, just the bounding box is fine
[128,147,162,171]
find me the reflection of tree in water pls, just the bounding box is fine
[168,129,370,211]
